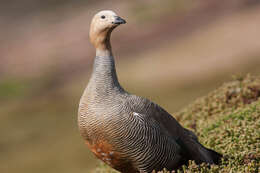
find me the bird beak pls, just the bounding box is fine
[113,16,126,25]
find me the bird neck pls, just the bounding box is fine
[88,45,123,95]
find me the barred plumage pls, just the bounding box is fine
[78,10,222,173]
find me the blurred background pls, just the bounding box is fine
[1,0,260,172]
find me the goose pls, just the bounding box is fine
[78,10,222,173]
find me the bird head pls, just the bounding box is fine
[89,10,126,49]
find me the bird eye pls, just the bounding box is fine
[101,15,106,19]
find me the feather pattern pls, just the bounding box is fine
[78,10,222,173]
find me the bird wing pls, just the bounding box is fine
[118,110,185,171]
[126,95,220,165]
[126,95,193,140]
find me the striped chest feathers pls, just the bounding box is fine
[78,92,127,140]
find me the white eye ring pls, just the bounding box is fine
[101,15,106,19]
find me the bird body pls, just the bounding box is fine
[78,10,221,173]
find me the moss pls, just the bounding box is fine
[94,75,260,173]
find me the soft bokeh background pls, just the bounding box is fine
[1,0,260,172]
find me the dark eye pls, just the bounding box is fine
[101,15,106,19]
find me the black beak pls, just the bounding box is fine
[113,16,126,25]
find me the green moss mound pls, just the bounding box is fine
[94,75,260,173]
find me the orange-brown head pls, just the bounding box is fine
[89,10,126,52]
